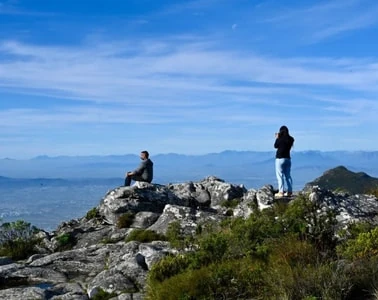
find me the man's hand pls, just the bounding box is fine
[126,171,133,176]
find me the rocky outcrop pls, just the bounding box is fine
[1,176,378,299]
[307,185,378,226]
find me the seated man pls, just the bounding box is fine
[124,150,154,186]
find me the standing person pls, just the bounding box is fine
[274,126,294,198]
[124,150,154,186]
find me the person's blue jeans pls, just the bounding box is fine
[275,158,292,193]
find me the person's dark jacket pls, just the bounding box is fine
[274,135,294,159]
[134,158,153,183]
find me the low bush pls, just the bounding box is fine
[92,288,117,300]
[0,220,40,260]
[117,212,135,229]
[165,221,184,248]
[220,198,240,208]
[86,207,99,220]
[367,186,378,198]
[125,229,166,243]
[148,254,191,283]
[146,258,265,300]
[338,226,378,260]
[265,237,352,299]
[55,232,76,251]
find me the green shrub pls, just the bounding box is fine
[344,256,378,299]
[220,198,240,208]
[0,220,40,260]
[86,207,99,220]
[125,229,166,243]
[224,209,282,260]
[55,232,76,251]
[146,258,265,300]
[264,236,352,299]
[165,221,184,248]
[338,227,378,260]
[101,237,120,244]
[117,212,135,229]
[338,221,374,240]
[196,232,229,263]
[92,288,117,300]
[280,195,338,255]
[148,254,191,283]
[367,186,378,197]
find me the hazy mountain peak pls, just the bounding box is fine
[306,165,378,194]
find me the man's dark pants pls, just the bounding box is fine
[124,175,149,186]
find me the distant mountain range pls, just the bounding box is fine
[305,165,378,194]
[1,150,378,190]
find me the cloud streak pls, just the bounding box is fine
[261,0,378,42]
[1,37,377,106]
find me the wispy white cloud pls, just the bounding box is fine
[0,0,53,16]
[261,0,378,42]
[1,37,377,106]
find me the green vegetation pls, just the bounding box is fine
[125,229,166,243]
[368,186,378,197]
[101,237,121,244]
[92,288,117,300]
[55,232,76,251]
[0,220,40,260]
[117,212,135,229]
[86,207,100,220]
[220,198,240,208]
[145,195,378,300]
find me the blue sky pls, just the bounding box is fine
[1,0,378,159]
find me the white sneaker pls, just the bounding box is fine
[284,192,292,197]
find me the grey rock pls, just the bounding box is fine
[233,188,257,218]
[138,241,174,269]
[11,266,67,283]
[88,269,136,295]
[167,181,210,207]
[256,184,275,207]
[198,176,247,206]
[111,293,144,300]
[98,185,180,225]
[132,211,161,229]
[49,282,87,300]
[148,204,224,236]
[0,286,46,300]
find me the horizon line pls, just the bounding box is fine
[2,149,378,160]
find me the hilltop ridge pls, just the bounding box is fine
[305,165,378,194]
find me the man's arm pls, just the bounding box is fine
[126,161,145,176]
[132,160,147,175]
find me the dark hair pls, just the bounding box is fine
[279,125,289,137]
[141,150,149,158]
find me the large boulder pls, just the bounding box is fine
[148,204,225,235]
[98,184,182,225]
[98,177,247,225]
